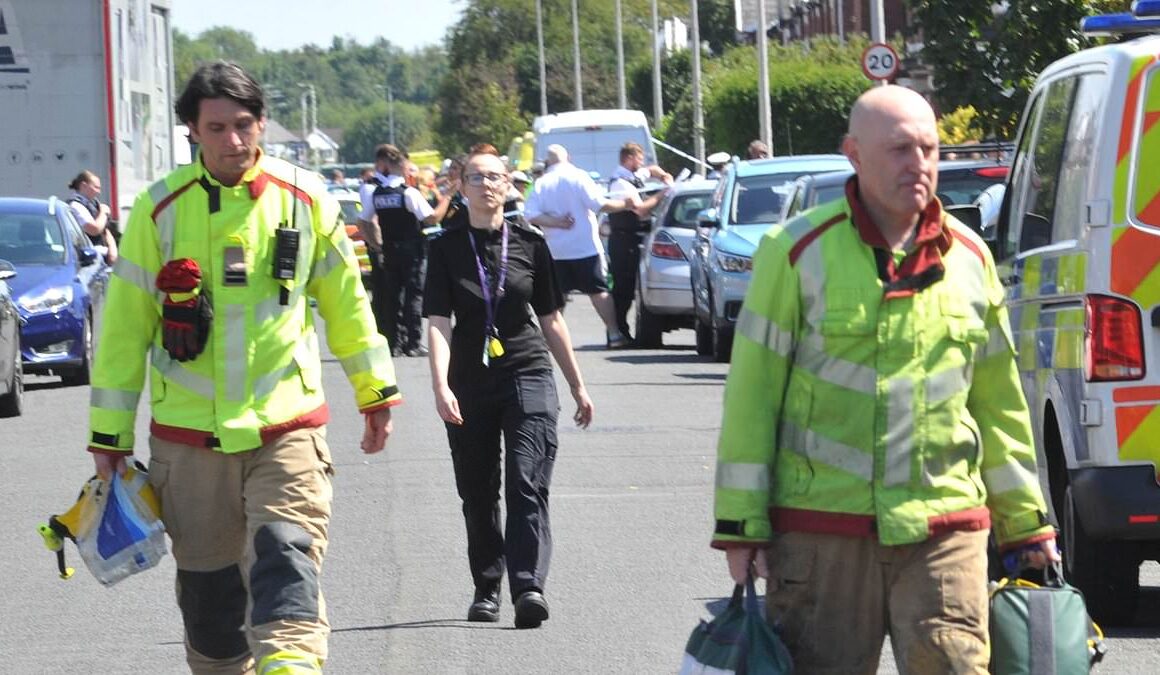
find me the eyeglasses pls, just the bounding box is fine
[464,172,508,187]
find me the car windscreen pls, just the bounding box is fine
[0,214,67,265]
[937,173,1004,207]
[730,173,801,224]
[664,193,714,229]
[535,126,653,180]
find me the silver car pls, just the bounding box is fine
[635,178,717,347]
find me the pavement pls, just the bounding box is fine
[1,300,1158,673]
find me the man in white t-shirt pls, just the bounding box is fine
[358,143,455,356]
[524,144,637,348]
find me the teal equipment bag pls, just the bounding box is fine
[679,576,793,675]
[989,562,1107,675]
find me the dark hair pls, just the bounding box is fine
[619,142,644,161]
[68,170,98,191]
[174,61,265,126]
[374,143,406,165]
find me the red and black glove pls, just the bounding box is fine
[156,258,212,362]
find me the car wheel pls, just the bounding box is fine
[61,314,92,387]
[711,302,733,364]
[1062,483,1139,626]
[634,280,663,348]
[694,285,713,356]
[0,334,23,418]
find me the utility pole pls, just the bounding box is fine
[690,0,704,174]
[536,0,547,115]
[388,86,396,145]
[756,0,772,155]
[870,0,885,86]
[571,0,583,110]
[651,0,663,123]
[836,0,845,43]
[615,0,626,109]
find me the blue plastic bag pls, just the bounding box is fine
[679,576,794,674]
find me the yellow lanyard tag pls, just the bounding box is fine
[487,336,505,359]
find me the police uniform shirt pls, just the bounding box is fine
[358,171,433,223]
[423,219,565,388]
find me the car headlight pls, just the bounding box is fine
[716,252,752,273]
[19,286,73,314]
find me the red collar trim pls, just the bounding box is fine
[844,177,951,298]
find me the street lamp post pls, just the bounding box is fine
[615,0,626,109]
[296,82,317,167]
[374,84,397,146]
[536,0,547,115]
[690,0,704,174]
[757,0,772,154]
[651,0,663,123]
[571,0,583,110]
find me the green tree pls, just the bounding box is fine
[341,101,434,162]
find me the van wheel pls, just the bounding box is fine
[1062,484,1139,626]
[634,282,663,348]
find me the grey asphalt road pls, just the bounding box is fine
[2,301,1157,673]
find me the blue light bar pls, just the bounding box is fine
[1134,1,1160,17]
[1081,12,1160,35]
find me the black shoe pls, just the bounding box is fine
[390,345,403,358]
[467,587,500,622]
[513,590,549,629]
[404,345,429,357]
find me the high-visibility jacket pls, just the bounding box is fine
[88,152,401,454]
[712,183,1053,550]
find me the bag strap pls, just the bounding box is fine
[745,574,762,615]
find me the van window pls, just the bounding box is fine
[1007,76,1077,253]
[1054,73,1106,243]
[1134,68,1160,227]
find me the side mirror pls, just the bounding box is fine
[0,259,15,281]
[78,248,99,267]
[697,207,719,230]
[944,204,983,236]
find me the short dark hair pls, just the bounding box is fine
[619,142,644,162]
[68,170,98,191]
[374,143,406,165]
[174,61,265,126]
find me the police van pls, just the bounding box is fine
[993,1,1160,625]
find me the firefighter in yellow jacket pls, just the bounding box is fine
[87,62,400,675]
[713,86,1060,673]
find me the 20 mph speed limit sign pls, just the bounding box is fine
[861,43,900,81]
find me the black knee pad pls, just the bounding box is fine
[250,522,320,625]
[177,566,249,660]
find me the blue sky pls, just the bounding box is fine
[171,0,464,52]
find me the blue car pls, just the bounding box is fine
[690,155,852,362]
[0,260,20,416]
[0,197,109,385]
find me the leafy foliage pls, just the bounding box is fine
[908,0,1131,137]
[937,106,984,146]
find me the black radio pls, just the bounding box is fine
[272,227,299,281]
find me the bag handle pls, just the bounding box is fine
[728,574,763,615]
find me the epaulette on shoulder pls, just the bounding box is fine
[510,216,544,238]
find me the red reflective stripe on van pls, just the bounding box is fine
[1113,385,1160,403]
[1110,226,1160,296]
[1118,55,1157,164]
[1114,404,1155,448]
[1145,110,1160,136]
[1140,190,1160,225]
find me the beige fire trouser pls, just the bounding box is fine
[148,427,334,675]
[765,529,990,675]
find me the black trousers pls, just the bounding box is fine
[608,229,643,337]
[378,239,426,351]
[446,369,558,601]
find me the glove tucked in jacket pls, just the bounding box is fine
[156,258,212,362]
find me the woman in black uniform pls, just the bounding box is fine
[424,147,593,629]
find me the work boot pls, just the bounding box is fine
[467,586,500,622]
[514,590,549,629]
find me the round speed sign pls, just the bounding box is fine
[861,43,900,81]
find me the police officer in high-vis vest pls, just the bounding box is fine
[713,86,1059,673]
[358,144,454,357]
[606,143,671,341]
[87,62,401,675]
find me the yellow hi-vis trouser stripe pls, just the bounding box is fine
[257,650,322,675]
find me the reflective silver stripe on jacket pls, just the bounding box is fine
[715,462,770,491]
[735,308,794,358]
[340,343,391,379]
[984,457,1040,494]
[150,345,215,399]
[794,335,877,395]
[926,364,971,405]
[780,419,873,481]
[882,377,915,486]
[112,256,156,299]
[91,387,141,411]
[150,181,179,262]
[223,304,248,401]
